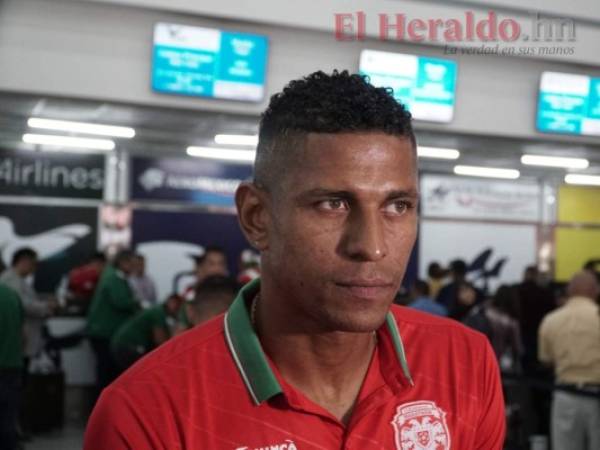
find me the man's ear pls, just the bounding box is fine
[235,182,270,251]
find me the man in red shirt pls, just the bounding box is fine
[85,71,505,449]
[68,252,106,307]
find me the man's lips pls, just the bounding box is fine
[335,279,395,300]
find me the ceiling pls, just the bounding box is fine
[1,91,600,184]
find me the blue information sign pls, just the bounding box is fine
[359,50,457,123]
[537,71,600,137]
[152,23,268,102]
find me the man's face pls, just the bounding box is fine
[119,257,134,275]
[197,251,228,281]
[20,257,37,276]
[132,257,145,276]
[262,132,418,332]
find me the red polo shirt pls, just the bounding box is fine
[84,279,505,450]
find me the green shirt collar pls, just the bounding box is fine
[224,278,413,405]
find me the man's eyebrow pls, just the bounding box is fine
[298,188,354,199]
[297,188,420,200]
[385,189,420,201]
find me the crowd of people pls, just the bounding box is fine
[0,241,598,449]
[0,245,258,450]
[404,259,600,449]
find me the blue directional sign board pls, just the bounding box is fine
[152,23,268,102]
[359,49,457,123]
[537,71,600,137]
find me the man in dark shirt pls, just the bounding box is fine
[0,284,24,450]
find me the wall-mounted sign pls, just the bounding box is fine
[131,156,252,208]
[152,22,269,102]
[0,148,104,199]
[359,49,457,122]
[537,71,600,137]
[421,174,541,222]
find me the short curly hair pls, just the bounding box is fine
[254,70,415,189]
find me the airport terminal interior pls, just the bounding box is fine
[1,0,600,449]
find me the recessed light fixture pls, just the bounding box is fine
[564,174,600,186]
[454,165,520,179]
[22,133,115,151]
[28,118,135,138]
[417,146,460,160]
[186,146,255,164]
[214,134,258,146]
[521,154,589,169]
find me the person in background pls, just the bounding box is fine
[175,246,229,333]
[237,249,261,286]
[185,276,238,327]
[182,246,229,301]
[0,248,58,364]
[538,271,600,450]
[111,294,183,371]
[0,284,24,450]
[128,254,157,308]
[465,285,522,372]
[517,266,556,439]
[408,279,447,317]
[67,252,106,310]
[436,259,468,307]
[426,261,447,299]
[437,259,483,321]
[583,259,600,302]
[87,250,138,396]
[517,266,555,372]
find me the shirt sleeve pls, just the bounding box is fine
[20,282,50,318]
[84,387,163,450]
[106,278,138,312]
[474,339,506,450]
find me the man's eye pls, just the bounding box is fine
[383,201,412,216]
[317,199,348,211]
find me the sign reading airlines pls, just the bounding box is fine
[152,23,269,102]
[359,49,457,122]
[537,71,600,137]
[0,148,104,200]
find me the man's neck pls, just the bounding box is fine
[254,293,377,425]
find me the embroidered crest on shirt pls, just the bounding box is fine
[391,400,451,450]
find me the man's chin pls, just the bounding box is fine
[320,309,389,334]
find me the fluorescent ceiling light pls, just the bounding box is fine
[564,174,600,186]
[521,154,589,169]
[417,146,460,160]
[22,133,115,151]
[214,134,258,146]
[186,146,255,163]
[454,165,520,179]
[28,117,135,138]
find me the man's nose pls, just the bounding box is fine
[340,207,388,261]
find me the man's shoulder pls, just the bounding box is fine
[0,283,21,309]
[0,269,18,285]
[389,304,487,345]
[540,302,577,327]
[114,314,228,385]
